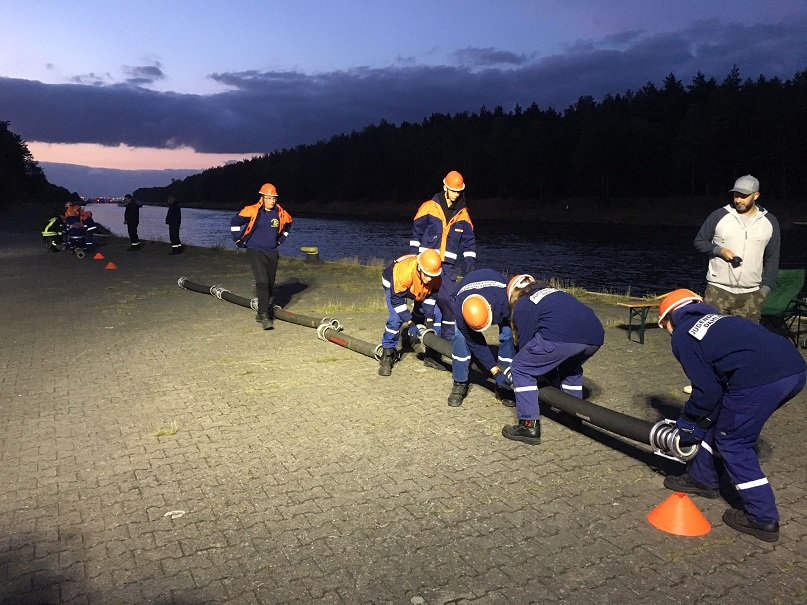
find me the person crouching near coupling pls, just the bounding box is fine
[447,269,517,407]
[378,250,442,376]
[658,289,806,542]
[502,275,604,445]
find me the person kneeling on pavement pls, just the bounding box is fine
[658,289,806,542]
[503,275,604,445]
[379,250,442,376]
[448,269,516,407]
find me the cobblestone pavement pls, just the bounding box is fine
[1,222,806,605]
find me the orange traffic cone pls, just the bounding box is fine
[104,262,118,270]
[648,492,711,537]
[93,252,105,259]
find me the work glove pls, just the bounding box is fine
[675,414,707,446]
[408,323,420,339]
[494,372,512,389]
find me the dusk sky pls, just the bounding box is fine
[2,1,807,195]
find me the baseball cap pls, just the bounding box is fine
[729,175,759,195]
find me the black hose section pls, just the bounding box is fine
[177,277,215,295]
[274,307,322,329]
[320,326,380,359]
[538,386,653,444]
[422,331,453,359]
[219,290,253,309]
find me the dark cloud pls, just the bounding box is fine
[123,62,165,85]
[1,17,805,155]
[452,47,530,67]
[70,72,113,86]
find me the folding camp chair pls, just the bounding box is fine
[760,268,806,347]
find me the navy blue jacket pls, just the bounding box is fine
[670,302,807,418]
[512,282,604,349]
[454,269,510,372]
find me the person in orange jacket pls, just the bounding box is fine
[410,170,476,367]
[230,183,293,330]
[378,250,442,376]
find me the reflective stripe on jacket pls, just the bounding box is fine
[410,195,476,269]
[381,254,441,322]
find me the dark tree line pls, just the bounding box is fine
[0,121,77,208]
[139,65,805,210]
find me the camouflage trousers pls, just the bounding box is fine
[704,284,766,323]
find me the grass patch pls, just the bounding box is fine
[151,421,179,437]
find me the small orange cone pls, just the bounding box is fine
[93,252,105,259]
[104,262,118,270]
[647,492,711,536]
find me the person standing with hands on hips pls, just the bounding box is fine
[165,195,183,255]
[231,183,292,330]
[658,289,805,542]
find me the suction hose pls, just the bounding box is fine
[177,279,697,462]
[177,277,379,359]
[414,325,697,462]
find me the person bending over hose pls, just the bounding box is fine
[658,289,805,542]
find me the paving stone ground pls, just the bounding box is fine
[1,211,806,605]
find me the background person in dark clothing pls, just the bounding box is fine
[165,195,183,255]
[123,194,141,251]
[230,183,292,330]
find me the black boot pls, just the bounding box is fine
[447,381,469,407]
[722,509,779,542]
[502,419,541,445]
[423,348,448,371]
[378,348,396,376]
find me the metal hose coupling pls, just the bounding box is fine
[320,318,343,331]
[210,285,230,299]
[373,344,384,361]
[316,322,336,341]
[177,277,188,288]
[250,297,259,311]
[649,419,699,462]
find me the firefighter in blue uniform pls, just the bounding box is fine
[378,250,442,376]
[503,275,604,445]
[658,289,806,542]
[447,269,516,406]
[410,170,476,355]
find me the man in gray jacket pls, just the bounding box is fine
[693,175,780,323]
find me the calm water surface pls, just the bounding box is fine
[86,203,802,296]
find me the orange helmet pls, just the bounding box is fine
[417,249,442,277]
[658,289,703,327]
[462,294,493,331]
[443,170,465,192]
[506,274,535,300]
[258,183,278,196]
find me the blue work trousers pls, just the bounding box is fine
[690,370,806,524]
[451,327,515,383]
[511,335,600,420]
[382,288,404,349]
